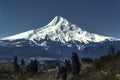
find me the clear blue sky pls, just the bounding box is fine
[0,0,120,38]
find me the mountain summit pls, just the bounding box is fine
[2,16,116,44]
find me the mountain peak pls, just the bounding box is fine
[47,16,69,26]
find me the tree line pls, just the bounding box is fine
[54,52,82,80]
[13,52,82,80]
[2,45,120,80]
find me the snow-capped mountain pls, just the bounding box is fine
[0,16,120,59]
[1,16,116,44]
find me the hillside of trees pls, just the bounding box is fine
[0,46,120,80]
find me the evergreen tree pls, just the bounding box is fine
[30,60,34,73]
[21,58,25,66]
[13,56,19,73]
[64,59,71,73]
[33,59,38,73]
[71,52,81,75]
[27,59,38,73]
[59,65,67,80]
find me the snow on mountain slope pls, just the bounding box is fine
[2,30,34,41]
[1,16,117,44]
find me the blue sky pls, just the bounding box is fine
[0,0,120,38]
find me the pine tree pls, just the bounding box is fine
[64,59,71,73]
[30,60,34,73]
[28,59,38,73]
[21,58,25,66]
[13,56,19,73]
[59,65,67,80]
[71,52,81,75]
[34,59,38,73]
